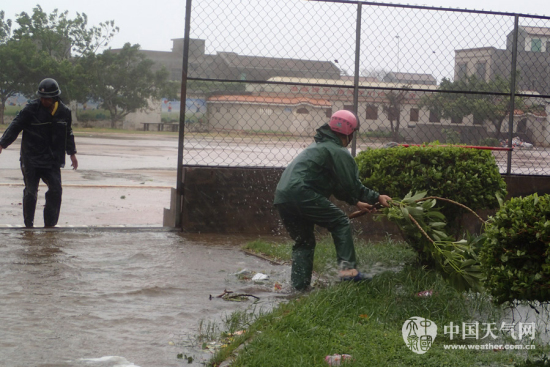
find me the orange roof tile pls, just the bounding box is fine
[208,95,331,107]
[512,109,547,117]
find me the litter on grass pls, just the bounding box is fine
[325,354,353,366]
[416,290,434,297]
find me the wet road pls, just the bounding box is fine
[0,230,291,367]
[0,134,179,227]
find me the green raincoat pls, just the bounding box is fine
[274,124,380,290]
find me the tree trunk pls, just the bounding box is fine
[393,115,401,142]
[0,100,5,126]
[109,106,117,129]
[492,117,506,139]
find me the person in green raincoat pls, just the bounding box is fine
[274,110,392,290]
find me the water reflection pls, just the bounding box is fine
[0,230,290,367]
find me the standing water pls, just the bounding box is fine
[0,230,291,367]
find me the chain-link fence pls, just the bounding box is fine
[180,0,550,175]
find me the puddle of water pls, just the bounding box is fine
[0,230,291,367]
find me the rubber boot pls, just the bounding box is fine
[328,215,357,270]
[22,188,38,228]
[44,188,62,227]
[291,244,315,290]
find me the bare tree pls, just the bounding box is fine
[381,85,411,142]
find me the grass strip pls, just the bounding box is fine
[206,237,549,367]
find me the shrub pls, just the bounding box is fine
[479,193,550,305]
[441,128,461,144]
[355,145,507,227]
[478,137,501,147]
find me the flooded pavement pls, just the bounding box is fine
[0,134,178,227]
[0,229,291,367]
[1,133,550,227]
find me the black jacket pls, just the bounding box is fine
[0,99,77,168]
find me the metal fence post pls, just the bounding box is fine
[351,2,362,157]
[507,15,519,175]
[175,0,193,229]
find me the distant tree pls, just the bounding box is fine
[418,74,527,137]
[85,43,177,128]
[13,5,118,60]
[11,6,118,104]
[381,85,411,142]
[0,6,119,116]
[0,11,12,44]
[0,39,44,123]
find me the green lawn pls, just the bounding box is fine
[200,237,549,367]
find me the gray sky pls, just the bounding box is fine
[2,0,548,52]
[2,0,549,83]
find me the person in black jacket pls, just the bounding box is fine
[0,78,78,228]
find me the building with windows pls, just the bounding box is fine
[452,26,550,146]
[206,77,457,141]
[204,76,549,146]
[454,26,550,95]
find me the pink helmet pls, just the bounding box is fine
[329,110,358,135]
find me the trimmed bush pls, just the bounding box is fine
[355,145,507,226]
[478,137,501,147]
[480,194,550,305]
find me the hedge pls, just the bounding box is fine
[355,145,507,227]
[480,193,550,305]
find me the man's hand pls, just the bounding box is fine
[356,201,374,213]
[378,194,392,207]
[70,154,78,170]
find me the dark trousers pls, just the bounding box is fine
[20,163,62,228]
[276,196,357,290]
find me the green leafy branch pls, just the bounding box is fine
[352,191,486,292]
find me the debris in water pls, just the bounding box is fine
[210,289,259,302]
[252,273,269,281]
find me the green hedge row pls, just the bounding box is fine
[480,194,550,304]
[355,145,507,226]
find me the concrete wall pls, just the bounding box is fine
[168,166,550,238]
[178,166,287,234]
[123,98,162,130]
[173,166,401,238]
[208,103,326,134]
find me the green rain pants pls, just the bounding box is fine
[275,196,357,290]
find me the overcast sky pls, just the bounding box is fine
[2,0,548,52]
